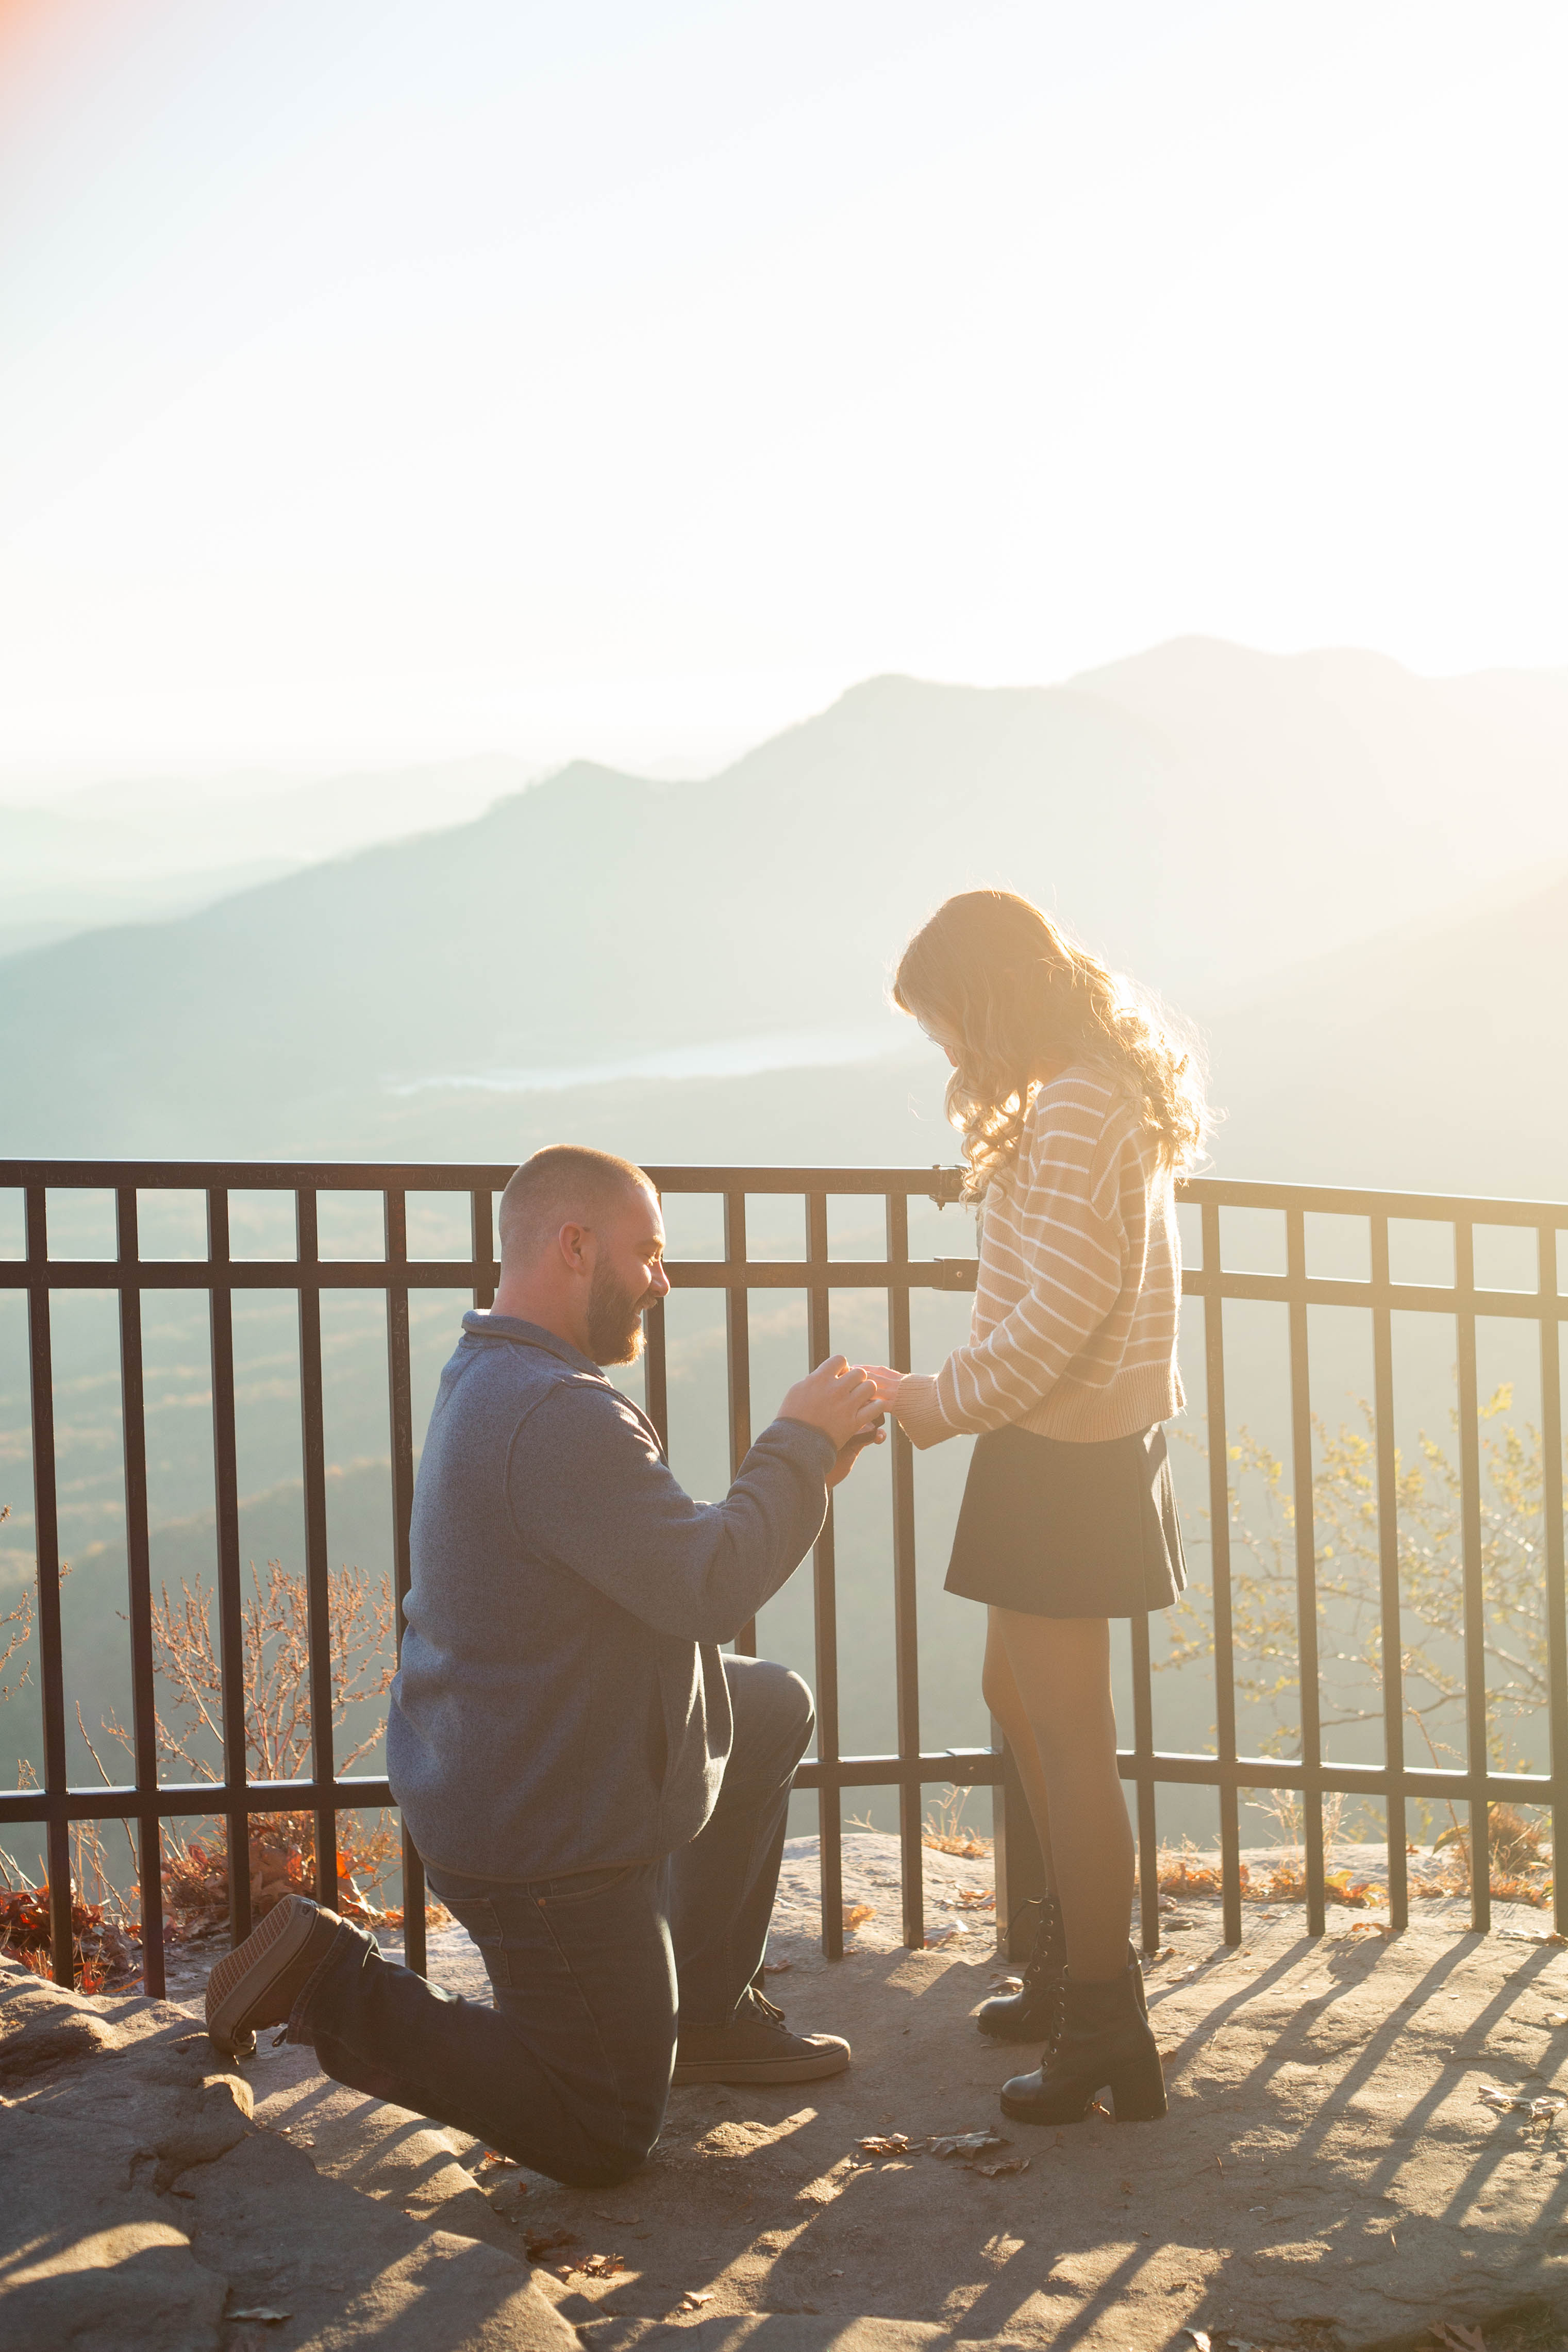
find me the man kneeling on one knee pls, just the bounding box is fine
[205,1144,884,2186]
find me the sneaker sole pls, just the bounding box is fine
[206,1895,327,2059]
[672,2045,850,2086]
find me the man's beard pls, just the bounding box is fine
[586,1260,651,1365]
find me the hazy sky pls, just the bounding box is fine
[3,0,1565,788]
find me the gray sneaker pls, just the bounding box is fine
[206,1894,342,2058]
[672,1986,850,2085]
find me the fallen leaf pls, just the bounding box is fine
[928,2129,1008,2158]
[858,2133,912,2156]
[956,1888,995,1910]
[973,2156,1030,2176]
[1477,2084,1565,2119]
[1433,2326,1487,2352]
[843,1903,875,1931]
[925,1922,967,1945]
[576,2254,625,2278]
[524,2228,581,2259]
[226,2315,292,2327]
[1184,2331,1212,2352]
[682,2291,716,2309]
[763,1958,792,1973]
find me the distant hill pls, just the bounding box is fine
[1202,864,1568,1199]
[2,637,1566,1185]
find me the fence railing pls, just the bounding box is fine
[2,1158,1565,1993]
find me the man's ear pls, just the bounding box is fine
[556,1219,593,1276]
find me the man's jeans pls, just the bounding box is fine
[290,1656,813,2187]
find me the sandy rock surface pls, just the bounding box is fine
[0,1952,574,2351]
[273,1833,1568,2351]
[18,1832,1568,2352]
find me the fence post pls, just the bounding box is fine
[993,1730,1047,1957]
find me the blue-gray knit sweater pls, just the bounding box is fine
[386,1312,835,1880]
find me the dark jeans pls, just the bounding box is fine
[291,1655,813,2186]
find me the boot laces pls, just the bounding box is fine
[744,1986,786,2026]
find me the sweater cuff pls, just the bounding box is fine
[766,1416,840,1478]
[893,1374,958,1451]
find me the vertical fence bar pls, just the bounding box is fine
[472,1190,495,1310]
[384,1187,425,1978]
[1540,1217,1568,1941]
[806,1192,843,1959]
[886,1190,924,1949]
[25,1187,73,1984]
[1369,1217,1407,1931]
[1200,1205,1242,1947]
[726,1191,758,1658]
[1453,1221,1490,1931]
[295,1190,338,1909]
[1128,1610,1159,1951]
[1286,1207,1325,1936]
[642,1298,669,1453]
[206,1189,251,1946]
[117,1186,165,1996]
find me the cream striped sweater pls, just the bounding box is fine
[894,1064,1184,1448]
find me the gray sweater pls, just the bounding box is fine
[386,1312,835,1880]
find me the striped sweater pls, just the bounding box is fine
[894,1064,1184,1448]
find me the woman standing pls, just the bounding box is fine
[866,889,1206,2128]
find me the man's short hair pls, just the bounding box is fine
[497,1145,654,1265]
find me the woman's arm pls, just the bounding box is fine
[868,1098,1130,1447]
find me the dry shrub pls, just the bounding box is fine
[1412,1803,1553,1907]
[1153,1838,1380,1907]
[160,1811,420,1942]
[1,1826,140,1994]
[922,1786,991,1859]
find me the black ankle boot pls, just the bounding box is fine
[999,1957,1167,2125]
[975,1896,1066,2041]
[977,1905,1150,2043]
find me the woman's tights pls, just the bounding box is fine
[982,1606,1133,1984]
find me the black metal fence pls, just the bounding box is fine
[1,1158,1564,1994]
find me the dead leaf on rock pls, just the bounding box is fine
[524,2227,581,2260]
[843,1903,875,1931]
[576,2253,625,2278]
[227,2314,292,2327]
[1433,2325,1488,2352]
[682,2291,716,2309]
[956,1888,995,1910]
[858,2133,912,2155]
[973,2156,1030,2177]
[763,1958,792,1973]
[1184,2329,1212,2352]
[1478,2085,1565,2121]
[928,2129,1008,2158]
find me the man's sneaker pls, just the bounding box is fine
[671,1986,850,2085]
[206,1894,343,2059]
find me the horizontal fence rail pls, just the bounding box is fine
[1,1158,1564,1991]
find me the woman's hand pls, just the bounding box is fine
[859,1364,906,1411]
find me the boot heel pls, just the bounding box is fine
[1108,2048,1167,2122]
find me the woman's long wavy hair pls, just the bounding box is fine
[892,890,1209,1199]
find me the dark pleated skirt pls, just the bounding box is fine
[943,1421,1187,1620]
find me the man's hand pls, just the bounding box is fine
[826,1422,886,1488]
[778,1354,883,1454]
